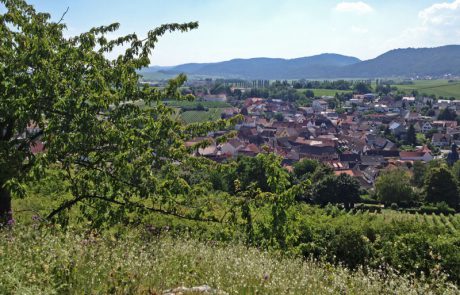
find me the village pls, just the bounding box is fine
[186,91,460,189]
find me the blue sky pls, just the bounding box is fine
[24,0,460,65]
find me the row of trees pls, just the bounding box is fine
[375,162,460,209]
[212,155,460,211]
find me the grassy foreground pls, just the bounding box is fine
[0,226,458,295]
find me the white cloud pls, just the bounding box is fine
[384,0,460,53]
[419,0,460,25]
[335,2,374,15]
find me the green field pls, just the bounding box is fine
[133,100,230,124]
[164,100,231,108]
[392,80,460,98]
[297,88,352,97]
[180,108,226,124]
[162,100,231,124]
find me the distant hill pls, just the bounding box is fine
[138,65,173,73]
[157,54,361,79]
[341,45,460,78]
[141,45,460,80]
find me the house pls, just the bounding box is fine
[312,100,328,112]
[221,107,239,119]
[402,96,416,102]
[404,111,420,121]
[276,127,299,139]
[360,166,380,184]
[373,104,389,113]
[298,106,314,115]
[347,98,364,107]
[431,133,450,147]
[239,143,260,157]
[238,116,257,128]
[436,100,451,110]
[293,139,338,161]
[421,122,433,133]
[433,120,457,130]
[198,144,217,157]
[399,150,433,162]
[360,155,386,167]
[220,138,244,156]
[334,169,359,177]
[388,121,406,137]
[364,93,376,100]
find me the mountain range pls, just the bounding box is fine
[141,45,460,80]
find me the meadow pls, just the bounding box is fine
[180,108,227,124]
[135,99,230,124]
[163,100,231,108]
[297,88,352,97]
[392,80,460,98]
[163,100,231,124]
[1,225,459,295]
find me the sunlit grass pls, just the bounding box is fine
[0,225,458,294]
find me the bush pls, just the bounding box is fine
[420,202,456,215]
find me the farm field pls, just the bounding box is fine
[297,88,352,97]
[392,80,460,99]
[180,108,226,124]
[163,100,231,108]
[163,100,231,124]
[133,100,230,124]
[351,209,460,235]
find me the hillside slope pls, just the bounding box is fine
[343,45,460,78]
[160,53,361,79]
[143,45,460,79]
[2,227,457,294]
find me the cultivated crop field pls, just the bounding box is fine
[297,88,352,97]
[162,100,231,124]
[163,100,231,108]
[180,108,226,124]
[349,209,460,234]
[392,80,460,98]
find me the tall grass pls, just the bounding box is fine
[0,225,458,294]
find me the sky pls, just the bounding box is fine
[20,0,460,66]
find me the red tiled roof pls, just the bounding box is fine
[334,170,355,177]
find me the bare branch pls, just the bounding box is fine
[57,6,69,25]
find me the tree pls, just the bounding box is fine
[353,82,372,94]
[305,90,315,98]
[335,174,361,208]
[293,158,320,179]
[313,174,360,209]
[424,166,459,209]
[406,124,416,146]
[412,161,426,187]
[452,160,460,183]
[438,108,457,121]
[0,0,239,224]
[230,154,290,194]
[375,169,413,205]
[274,112,284,122]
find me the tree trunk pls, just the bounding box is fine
[0,183,12,224]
